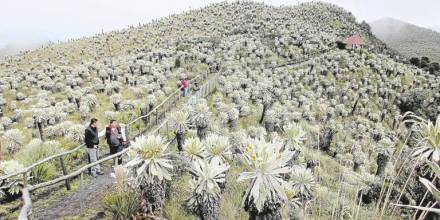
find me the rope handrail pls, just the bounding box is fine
[0,70,209,181]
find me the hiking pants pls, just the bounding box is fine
[86,147,101,176]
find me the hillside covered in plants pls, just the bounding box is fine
[1,1,440,220]
[371,18,440,64]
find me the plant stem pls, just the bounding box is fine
[418,201,437,220]
[382,149,412,217]
[390,158,419,216]
[331,159,343,220]
[355,189,362,220]
[413,176,437,219]
[388,130,414,216]
[381,176,394,217]
[374,176,388,214]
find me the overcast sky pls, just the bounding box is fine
[0,0,439,48]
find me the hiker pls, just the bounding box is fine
[192,81,200,93]
[188,81,199,106]
[180,73,189,97]
[119,123,130,148]
[84,118,104,177]
[106,120,124,165]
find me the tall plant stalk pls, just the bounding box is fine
[412,176,437,220]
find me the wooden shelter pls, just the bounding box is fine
[343,35,365,49]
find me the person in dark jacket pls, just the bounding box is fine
[106,120,124,165]
[84,118,104,177]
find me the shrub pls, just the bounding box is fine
[65,123,85,144]
[16,140,63,183]
[429,62,440,74]
[397,89,427,116]
[410,57,420,67]
[102,167,141,219]
[3,129,25,156]
[420,56,430,68]
[410,114,440,163]
[186,158,229,220]
[0,160,26,200]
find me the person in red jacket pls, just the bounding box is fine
[180,74,189,97]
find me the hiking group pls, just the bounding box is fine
[83,75,190,177]
[84,118,129,177]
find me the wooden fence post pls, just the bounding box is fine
[59,156,71,190]
[23,172,28,187]
[169,96,172,110]
[0,136,2,161]
[138,119,141,135]
[18,172,32,220]
[80,172,84,211]
[18,185,32,220]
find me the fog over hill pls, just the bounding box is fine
[370,17,440,62]
[0,42,46,60]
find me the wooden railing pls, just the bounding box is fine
[29,71,219,191]
[0,70,209,182]
[14,69,219,219]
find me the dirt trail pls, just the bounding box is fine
[32,167,114,220]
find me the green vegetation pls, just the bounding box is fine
[1,1,440,219]
[102,166,141,220]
